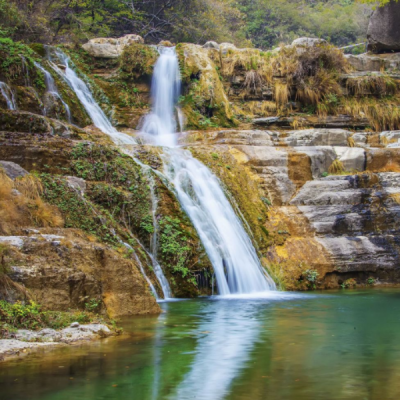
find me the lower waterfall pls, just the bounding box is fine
[141,47,276,295]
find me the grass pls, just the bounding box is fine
[0,300,115,337]
[0,169,64,235]
[328,160,345,175]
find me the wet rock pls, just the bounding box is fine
[82,34,145,58]
[367,1,400,53]
[0,161,28,180]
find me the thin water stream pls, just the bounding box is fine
[2,289,400,400]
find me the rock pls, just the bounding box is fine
[292,37,326,47]
[291,37,327,47]
[334,147,366,172]
[285,129,352,147]
[0,236,25,248]
[219,43,237,55]
[188,130,274,146]
[366,148,400,172]
[66,176,86,195]
[253,115,369,130]
[380,130,400,143]
[158,40,174,47]
[0,161,28,179]
[367,1,400,53]
[233,145,296,205]
[352,132,372,147]
[70,322,80,328]
[82,34,144,58]
[292,147,336,178]
[203,41,220,50]
[345,53,400,72]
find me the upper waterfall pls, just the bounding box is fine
[48,49,136,145]
[140,47,181,147]
[142,47,276,295]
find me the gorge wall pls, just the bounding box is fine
[1,34,400,318]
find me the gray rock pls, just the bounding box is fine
[285,129,352,147]
[203,41,220,50]
[82,34,145,58]
[367,1,400,53]
[334,147,366,172]
[206,130,273,146]
[0,161,28,180]
[292,37,327,47]
[345,53,400,72]
[66,176,86,195]
[293,146,336,178]
[70,322,80,328]
[219,43,237,55]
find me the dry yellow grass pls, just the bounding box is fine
[0,170,64,235]
[329,160,345,174]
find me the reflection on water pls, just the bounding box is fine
[171,301,261,400]
[2,290,400,400]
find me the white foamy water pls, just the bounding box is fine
[0,82,17,110]
[49,49,136,145]
[34,61,72,123]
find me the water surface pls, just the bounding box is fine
[1,289,400,400]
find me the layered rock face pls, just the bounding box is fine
[367,1,400,53]
[185,126,400,289]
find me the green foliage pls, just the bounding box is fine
[304,269,319,290]
[367,277,376,285]
[120,44,158,80]
[0,300,108,336]
[159,216,193,280]
[237,0,370,48]
[341,278,357,288]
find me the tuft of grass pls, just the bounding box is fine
[347,136,356,147]
[329,160,345,175]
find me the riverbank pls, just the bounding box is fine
[0,322,117,363]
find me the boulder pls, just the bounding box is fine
[0,161,28,180]
[292,147,336,178]
[291,37,327,47]
[345,53,400,72]
[203,41,220,50]
[219,43,237,55]
[82,34,145,58]
[367,1,400,53]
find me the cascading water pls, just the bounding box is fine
[0,82,17,110]
[48,49,136,145]
[34,62,72,123]
[141,47,276,295]
[140,47,181,147]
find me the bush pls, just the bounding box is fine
[0,300,109,337]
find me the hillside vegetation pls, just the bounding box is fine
[0,0,371,48]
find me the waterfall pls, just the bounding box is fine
[140,47,181,147]
[141,47,276,295]
[48,49,136,145]
[33,62,72,123]
[0,82,17,110]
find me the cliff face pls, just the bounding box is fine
[1,35,400,315]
